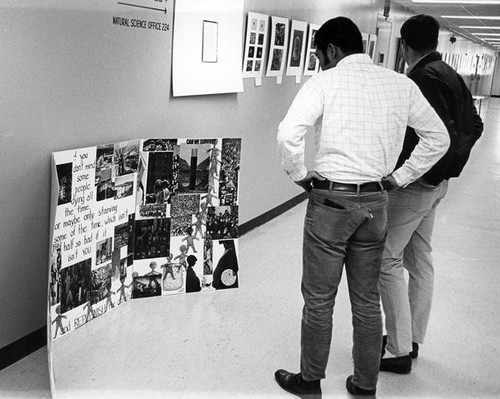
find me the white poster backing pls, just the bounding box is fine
[172,0,244,96]
[242,12,269,80]
[304,23,320,76]
[266,16,289,80]
[286,20,308,78]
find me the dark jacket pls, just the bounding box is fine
[395,52,483,185]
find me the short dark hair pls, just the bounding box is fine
[315,17,363,55]
[401,14,439,52]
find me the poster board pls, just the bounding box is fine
[48,137,242,342]
[172,0,244,96]
[266,16,289,82]
[304,23,320,76]
[286,20,308,82]
[242,12,269,82]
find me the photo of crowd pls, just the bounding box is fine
[171,194,200,218]
[171,215,193,237]
[134,218,170,260]
[219,138,241,206]
[143,139,178,152]
[206,205,239,240]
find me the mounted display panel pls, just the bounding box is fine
[172,0,244,96]
[48,137,242,344]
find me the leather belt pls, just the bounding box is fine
[312,178,384,193]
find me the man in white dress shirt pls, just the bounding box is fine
[274,16,449,398]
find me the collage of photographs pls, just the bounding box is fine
[49,137,241,341]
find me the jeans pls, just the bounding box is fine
[379,178,448,356]
[300,188,388,390]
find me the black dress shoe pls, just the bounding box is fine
[346,375,376,396]
[410,342,419,359]
[274,369,321,398]
[382,335,419,360]
[380,355,412,374]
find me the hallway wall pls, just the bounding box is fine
[0,0,496,353]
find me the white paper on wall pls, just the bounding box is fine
[286,20,308,78]
[304,23,320,76]
[242,12,269,79]
[266,16,289,79]
[172,0,244,96]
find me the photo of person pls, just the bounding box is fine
[249,32,256,45]
[145,151,175,204]
[212,240,238,290]
[56,163,72,205]
[275,23,285,46]
[185,255,201,293]
[248,46,255,58]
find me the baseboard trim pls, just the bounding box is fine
[239,192,308,235]
[0,192,308,371]
[0,327,46,370]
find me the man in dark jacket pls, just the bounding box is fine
[378,14,483,374]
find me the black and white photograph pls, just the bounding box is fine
[96,237,113,265]
[134,218,170,260]
[139,204,167,218]
[96,168,115,201]
[114,140,139,177]
[286,20,307,77]
[60,258,92,313]
[90,263,112,305]
[114,174,134,200]
[56,162,72,206]
[114,222,129,249]
[219,138,241,206]
[171,194,200,218]
[270,49,283,71]
[177,143,211,193]
[171,215,193,237]
[274,23,285,46]
[145,151,175,204]
[290,29,304,67]
[242,12,269,78]
[211,239,238,290]
[143,139,177,152]
[206,205,238,240]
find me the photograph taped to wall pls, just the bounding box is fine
[172,0,244,96]
[266,16,289,78]
[367,34,377,60]
[242,12,269,79]
[304,23,320,76]
[49,137,241,341]
[286,20,307,77]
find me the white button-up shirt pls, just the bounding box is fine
[277,53,449,187]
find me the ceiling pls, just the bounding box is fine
[391,0,500,51]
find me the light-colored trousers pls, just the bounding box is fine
[379,178,448,356]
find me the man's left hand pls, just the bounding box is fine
[295,171,325,192]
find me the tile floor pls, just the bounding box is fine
[1,99,499,399]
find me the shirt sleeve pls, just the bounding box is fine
[277,76,324,181]
[392,81,450,187]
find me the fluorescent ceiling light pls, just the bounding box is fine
[460,26,500,29]
[414,0,500,3]
[442,16,500,20]
[474,32,500,35]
